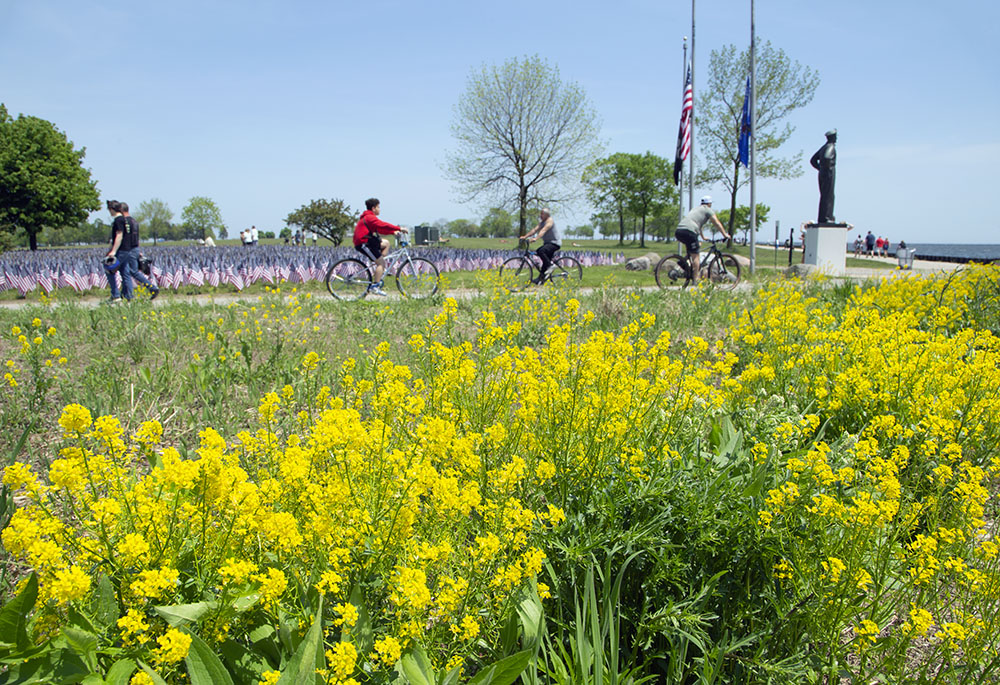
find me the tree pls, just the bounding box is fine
[480,208,515,238]
[445,55,602,236]
[135,198,173,245]
[695,41,819,237]
[623,152,676,248]
[446,219,479,238]
[717,203,771,243]
[0,104,101,250]
[583,152,677,247]
[285,198,354,245]
[582,154,632,245]
[181,196,226,241]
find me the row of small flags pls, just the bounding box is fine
[0,246,623,297]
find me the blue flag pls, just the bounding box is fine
[738,76,751,167]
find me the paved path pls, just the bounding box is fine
[0,257,967,310]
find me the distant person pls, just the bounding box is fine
[311,230,318,246]
[865,231,876,257]
[520,207,560,285]
[853,235,863,257]
[204,235,216,247]
[119,202,160,299]
[674,196,730,283]
[883,237,891,257]
[353,198,408,296]
[250,225,259,246]
[104,200,158,302]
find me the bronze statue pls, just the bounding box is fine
[810,129,837,223]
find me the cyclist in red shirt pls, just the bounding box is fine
[353,198,408,296]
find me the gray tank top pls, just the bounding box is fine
[543,220,561,245]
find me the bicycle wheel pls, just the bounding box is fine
[550,255,583,284]
[499,257,534,291]
[707,253,741,289]
[395,257,440,299]
[325,258,372,301]
[654,254,691,289]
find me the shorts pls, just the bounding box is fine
[675,228,700,254]
[356,233,383,261]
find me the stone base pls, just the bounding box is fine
[803,224,847,275]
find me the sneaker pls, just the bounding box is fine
[150,287,159,301]
[367,284,387,297]
[102,297,122,306]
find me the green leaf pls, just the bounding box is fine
[90,575,118,632]
[399,643,435,685]
[465,650,533,685]
[219,638,270,685]
[153,602,216,627]
[0,572,37,649]
[184,629,234,685]
[138,660,169,685]
[60,626,98,672]
[347,584,373,654]
[276,596,324,685]
[104,658,137,685]
[231,592,260,613]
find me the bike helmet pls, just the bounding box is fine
[700,195,713,205]
[102,255,120,271]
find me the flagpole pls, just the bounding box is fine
[680,37,688,220]
[688,0,695,210]
[749,0,757,274]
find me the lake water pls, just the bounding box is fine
[847,243,1000,262]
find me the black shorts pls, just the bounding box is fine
[356,233,383,260]
[675,228,700,254]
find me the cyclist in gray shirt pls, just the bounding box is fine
[674,196,730,283]
[521,207,560,285]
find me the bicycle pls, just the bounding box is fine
[654,239,741,290]
[498,244,583,292]
[324,239,440,301]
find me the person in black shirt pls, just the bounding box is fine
[105,200,159,302]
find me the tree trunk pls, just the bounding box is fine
[639,212,647,248]
[617,201,625,246]
[28,228,38,251]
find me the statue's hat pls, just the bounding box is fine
[825,129,838,138]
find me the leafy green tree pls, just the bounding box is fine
[717,203,771,243]
[0,104,101,250]
[574,225,595,238]
[285,198,354,245]
[135,198,173,246]
[480,208,515,238]
[695,41,819,237]
[446,218,479,238]
[584,152,677,247]
[582,153,633,245]
[623,152,676,248]
[445,55,602,235]
[180,196,226,240]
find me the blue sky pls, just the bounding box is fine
[2,0,998,245]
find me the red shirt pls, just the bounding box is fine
[353,210,401,247]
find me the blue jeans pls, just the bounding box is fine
[118,249,138,300]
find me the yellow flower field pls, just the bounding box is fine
[1,267,998,683]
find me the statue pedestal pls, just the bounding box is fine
[803,222,848,275]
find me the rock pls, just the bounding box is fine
[624,252,662,271]
[784,263,817,278]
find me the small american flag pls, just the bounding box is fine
[673,65,693,185]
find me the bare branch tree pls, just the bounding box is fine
[444,56,603,234]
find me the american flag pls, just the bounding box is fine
[673,65,693,185]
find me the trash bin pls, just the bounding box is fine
[896,247,916,270]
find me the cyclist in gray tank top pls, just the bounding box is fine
[521,207,561,285]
